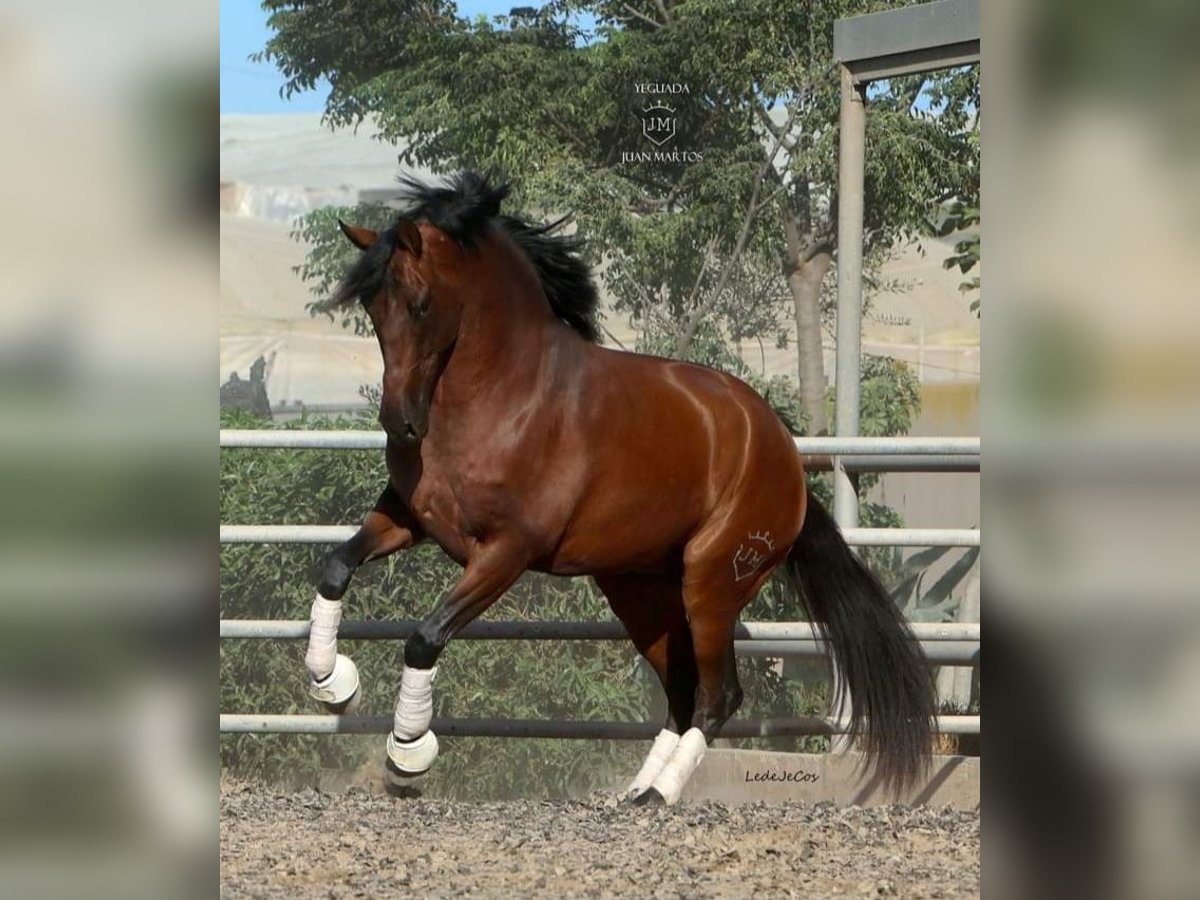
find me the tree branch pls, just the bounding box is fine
[673,103,801,356]
[754,104,781,139]
[619,3,665,29]
[600,322,628,350]
[683,236,719,310]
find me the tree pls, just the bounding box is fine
[261,0,977,434]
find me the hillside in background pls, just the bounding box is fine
[220,114,979,410]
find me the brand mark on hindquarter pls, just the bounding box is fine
[732,531,775,581]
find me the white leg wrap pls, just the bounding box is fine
[304,595,342,682]
[305,595,360,708]
[386,729,440,777]
[625,729,681,799]
[392,666,437,740]
[647,727,707,806]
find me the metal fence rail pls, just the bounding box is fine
[220,429,981,457]
[219,714,981,737]
[219,619,979,641]
[219,524,979,547]
[218,431,978,546]
[219,431,982,472]
[219,619,981,664]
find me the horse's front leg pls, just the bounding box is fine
[385,538,527,785]
[306,485,421,712]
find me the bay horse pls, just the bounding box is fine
[302,171,934,805]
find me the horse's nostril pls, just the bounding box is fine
[402,422,419,442]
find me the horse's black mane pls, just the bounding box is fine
[332,171,599,343]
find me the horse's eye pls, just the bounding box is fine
[408,288,430,320]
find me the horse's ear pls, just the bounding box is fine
[395,218,423,258]
[337,219,378,251]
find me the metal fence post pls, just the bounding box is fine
[831,63,868,753]
[833,64,867,530]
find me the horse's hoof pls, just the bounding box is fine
[385,730,438,786]
[315,686,361,716]
[631,787,666,807]
[384,756,429,792]
[309,654,360,712]
[384,761,431,784]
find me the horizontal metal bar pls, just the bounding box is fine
[834,0,979,64]
[219,619,979,642]
[805,454,979,473]
[737,640,978,665]
[221,524,355,543]
[219,429,980,457]
[220,429,387,449]
[846,40,980,83]
[219,524,979,547]
[219,714,980,737]
[842,528,978,547]
[796,436,978,456]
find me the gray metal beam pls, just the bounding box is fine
[834,0,980,82]
[833,65,867,530]
[844,41,980,84]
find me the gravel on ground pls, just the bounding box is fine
[220,779,979,898]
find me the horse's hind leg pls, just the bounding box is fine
[594,573,697,801]
[306,485,421,713]
[639,545,784,805]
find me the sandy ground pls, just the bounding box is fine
[220,779,979,898]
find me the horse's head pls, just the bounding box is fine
[335,218,462,444]
[330,171,600,443]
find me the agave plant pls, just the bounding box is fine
[886,541,980,623]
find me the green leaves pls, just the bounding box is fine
[270,0,978,377]
[886,543,980,623]
[932,201,981,315]
[291,203,396,336]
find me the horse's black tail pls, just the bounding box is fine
[784,490,935,793]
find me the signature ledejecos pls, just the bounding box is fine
[744,769,820,784]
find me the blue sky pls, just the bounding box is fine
[220,1,521,114]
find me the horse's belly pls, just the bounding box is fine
[537,500,695,577]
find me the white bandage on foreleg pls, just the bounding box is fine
[648,727,708,805]
[625,729,681,798]
[304,595,342,682]
[305,595,359,707]
[392,666,437,740]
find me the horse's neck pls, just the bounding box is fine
[433,236,574,420]
[437,300,567,414]
[453,243,563,375]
